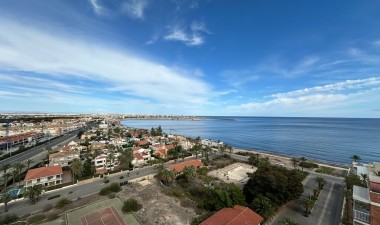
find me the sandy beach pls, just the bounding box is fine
[233,148,349,173]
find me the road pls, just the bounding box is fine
[269,173,344,225]
[0,128,85,165]
[0,156,197,217]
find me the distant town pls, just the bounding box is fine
[0,114,378,225]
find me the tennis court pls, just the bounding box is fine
[66,198,141,225]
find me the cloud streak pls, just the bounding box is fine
[0,16,215,113]
[122,0,149,20]
[164,21,210,46]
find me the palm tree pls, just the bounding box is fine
[24,185,43,204]
[361,173,368,187]
[70,159,83,184]
[14,162,25,186]
[1,163,11,189]
[279,217,299,225]
[192,144,202,159]
[219,145,226,156]
[250,195,275,220]
[291,157,298,169]
[204,146,212,162]
[301,194,315,216]
[314,176,327,191]
[1,190,12,213]
[351,155,361,162]
[11,169,18,185]
[161,169,175,186]
[183,166,196,182]
[299,157,307,171]
[227,145,233,156]
[26,159,34,169]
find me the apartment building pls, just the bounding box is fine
[49,151,80,167]
[24,165,63,187]
[351,162,380,225]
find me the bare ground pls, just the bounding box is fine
[119,178,201,225]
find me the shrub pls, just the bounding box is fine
[196,167,209,175]
[104,179,110,183]
[99,182,121,196]
[119,175,124,179]
[122,198,142,213]
[43,203,53,212]
[108,193,116,199]
[55,197,72,208]
[28,214,46,224]
[46,212,59,221]
[0,214,18,225]
[299,161,319,169]
[47,194,61,200]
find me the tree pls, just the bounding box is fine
[77,130,84,139]
[351,155,361,162]
[70,159,83,184]
[314,176,327,191]
[291,157,298,169]
[227,145,234,156]
[24,185,43,204]
[161,169,175,186]
[219,145,226,156]
[118,148,133,169]
[13,162,25,186]
[182,166,196,182]
[301,194,315,216]
[204,146,212,162]
[344,173,363,190]
[1,163,11,189]
[122,198,142,213]
[250,195,275,220]
[360,173,368,187]
[299,157,307,171]
[1,190,12,213]
[279,217,299,225]
[192,144,202,159]
[243,165,304,207]
[26,159,34,169]
[248,154,260,166]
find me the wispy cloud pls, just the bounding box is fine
[0,16,215,114]
[233,77,380,117]
[89,0,107,15]
[164,21,210,46]
[372,39,380,47]
[122,0,149,20]
[221,70,259,88]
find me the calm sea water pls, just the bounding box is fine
[121,117,380,165]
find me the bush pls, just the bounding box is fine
[0,214,18,225]
[47,194,61,200]
[299,161,319,169]
[108,193,116,199]
[55,197,72,208]
[99,182,121,196]
[43,204,53,212]
[119,175,124,179]
[46,212,59,221]
[122,198,142,213]
[28,214,46,224]
[315,166,333,175]
[196,167,209,175]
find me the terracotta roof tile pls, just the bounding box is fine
[200,205,263,225]
[25,165,63,180]
[169,159,203,172]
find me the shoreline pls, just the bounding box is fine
[233,148,349,171]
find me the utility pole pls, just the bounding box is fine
[6,116,10,156]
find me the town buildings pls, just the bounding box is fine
[24,165,63,187]
[351,162,380,225]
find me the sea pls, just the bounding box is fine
[121,117,380,166]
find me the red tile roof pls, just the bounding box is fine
[200,205,263,225]
[169,159,203,172]
[134,153,144,160]
[25,165,63,180]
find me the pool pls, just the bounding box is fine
[8,188,20,197]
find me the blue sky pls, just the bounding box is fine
[1,0,380,117]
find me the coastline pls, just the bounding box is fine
[233,148,349,172]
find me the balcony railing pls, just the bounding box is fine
[354,210,370,223]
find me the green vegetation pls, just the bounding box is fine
[55,197,72,208]
[315,166,333,175]
[0,213,18,225]
[122,198,142,213]
[28,214,46,224]
[70,158,84,184]
[99,182,121,196]
[279,217,299,225]
[24,184,43,204]
[243,165,306,220]
[298,161,318,169]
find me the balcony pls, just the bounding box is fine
[354,210,370,224]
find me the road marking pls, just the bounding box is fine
[317,182,335,225]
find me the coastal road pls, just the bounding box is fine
[0,128,85,165]
[0,156,197,217]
